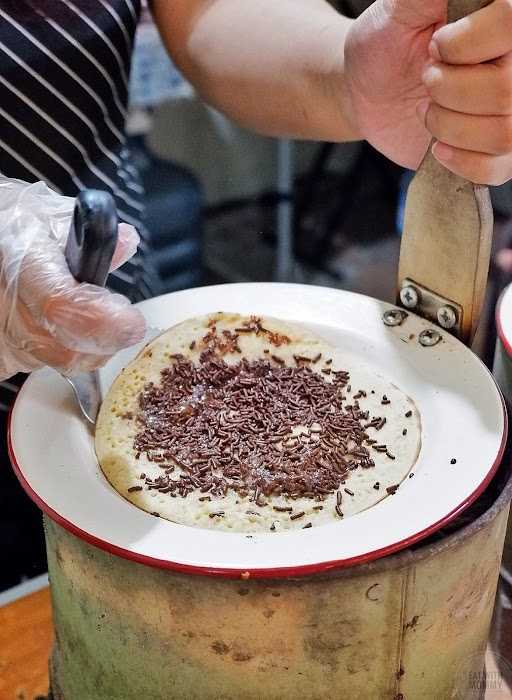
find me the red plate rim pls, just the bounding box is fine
[7,375,508,580]
[497,286,512,357]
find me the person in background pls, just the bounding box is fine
[2,0,512,587]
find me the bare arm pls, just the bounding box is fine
[151,0,360,142]
[152,0,512,186]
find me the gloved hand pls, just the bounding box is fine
[0,176,147,380]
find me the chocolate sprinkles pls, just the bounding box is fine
[129,324,401,507]
[290,511,305,521]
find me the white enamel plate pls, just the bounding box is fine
[8,284,507,578]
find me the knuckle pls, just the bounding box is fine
[449,153,500,186]
[477,160,504,186]
[500,0,512,25]
[497,118,512,153]
[498,0,512,37]
[495,64,512,113]
[480,173,500,186]
[487,172,507,186]
[465,168,493,186]
[497,87,512,115]
[423,66,441,92]
[425,105,442,138]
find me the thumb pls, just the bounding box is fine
[43,284,147,355]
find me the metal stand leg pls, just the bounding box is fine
[275,139,294,282]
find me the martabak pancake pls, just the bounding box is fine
[95,313,421,533]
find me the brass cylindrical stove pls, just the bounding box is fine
[44,465,511,700]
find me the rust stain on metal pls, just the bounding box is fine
[365,583,380,601]
[44,468,512,700]
[55,544,64,566]
[446,562,496,625]
[302,612,357,673]
[211,641,230,655]
[403,615,420,632]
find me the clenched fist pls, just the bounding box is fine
[345,0,512,184]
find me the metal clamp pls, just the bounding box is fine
[398,279,463,338]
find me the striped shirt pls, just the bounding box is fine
[0,0,150,416]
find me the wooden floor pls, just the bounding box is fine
[0,588,53,700]
[0,584,511,700]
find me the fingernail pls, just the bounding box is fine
[111,224,140,270]
[429,38,442,62]
[432,141,452,163]
[118,223,140,256]
[416,99,430,124]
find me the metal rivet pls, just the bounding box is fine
[419,329,442,347]
[437,305,457,330]
[400,285,419,310]
[383,309,408,327]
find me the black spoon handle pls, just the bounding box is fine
[64,190,118,287]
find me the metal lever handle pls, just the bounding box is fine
[398,0,494,344]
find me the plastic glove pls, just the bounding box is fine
[0,176,147,380]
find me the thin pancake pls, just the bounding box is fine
[95,313,421,532]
